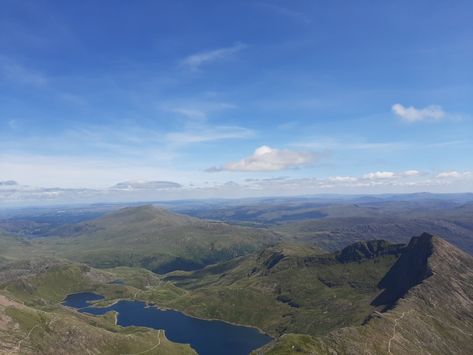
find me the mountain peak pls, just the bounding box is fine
[98,205,191,227]
[371,232,472,308]
[262,233,473,354]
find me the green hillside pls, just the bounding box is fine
[143,240,405,336]
[0,258,195,354]
[27,205,281,273]
[260,234,473,354]
[1,231,470,355]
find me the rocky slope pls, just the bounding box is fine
[261,233,473,354]
[160,240,403,337]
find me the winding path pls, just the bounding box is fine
[387,310,414,354]
[120,330,162,355]
[16,324,40,353]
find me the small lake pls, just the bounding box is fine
[63,292,272,355]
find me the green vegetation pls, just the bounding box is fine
[1,301,195,354]
[23,206,280,274]
[1,204,472,354]
[138,241,403,337]
[178,198,473,253]
[0,258,196,354]
[260,235,473,354]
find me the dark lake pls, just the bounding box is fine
[63,292,272,355]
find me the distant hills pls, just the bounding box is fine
[277,215,473,254]
[2,195,473,255]
[0,205,280,274]
[173,197,473,254]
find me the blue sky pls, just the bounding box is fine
[1,0,472,204]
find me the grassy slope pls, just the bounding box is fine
[29,205,281,273]
[2,229,470,354]
[260,235,473,354]
[0,258,195,354]
[0,232,37,261]
[136,242,403,337]
[2,204,471,354]
[2,303,194,355]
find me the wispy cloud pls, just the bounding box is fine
[0,57,48,86]
[0,118,256,189]
[207,145,316,172]
[180,43,247,71]
[436,171,472,179]
[111,180,182,191]
[294,139,410,151]
[7,119,19,129]
[328,176,357,183]
[2,169,473,206]
[363,171,396,179]
[403,170,421,177]
[168,107,208,120]
[166,126,254,145]
[1,116,255,159]
[392,103,445,123]
[165,101,237,120]
[363,170,421,180]
[0,152,187,190]
[254,2,311,25]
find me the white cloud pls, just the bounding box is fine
[363,171,396,179]
[181,43,247,71]
[0,153,186,189]
[111,180,182,190]
[403,170,421,177]
[436,171,471,179]
[392,103,445,122]
[328,176,357,182]
[363,170,422,180]
[208,145,316,172]
[2,169,473,206]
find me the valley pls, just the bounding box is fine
[0,198,472,354]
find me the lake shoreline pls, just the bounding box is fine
[63,291,274,355]
[64,291,275,339]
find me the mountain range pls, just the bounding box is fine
[0,203,471,354]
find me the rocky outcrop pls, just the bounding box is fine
[262,233,473,354]
[336,240,405,263]
[372,233,434,307]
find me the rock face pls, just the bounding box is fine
[261,233,473,354]
[336,240,405,263]
[372,233,434,307]
[256,249,286,271]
